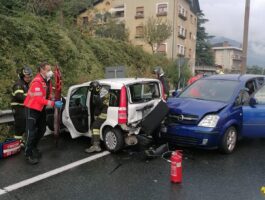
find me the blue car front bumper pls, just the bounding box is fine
[162,124,222,148]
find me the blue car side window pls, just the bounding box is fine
[254,85,265,105]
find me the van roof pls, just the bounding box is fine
[205,74,265,82]
[77,78,160,89]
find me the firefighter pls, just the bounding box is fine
[85,81,109,153]
[11,66,33,147]
[24,62,63,164]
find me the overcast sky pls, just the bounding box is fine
[200,0,265,57]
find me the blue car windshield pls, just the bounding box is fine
[179,79,239,102]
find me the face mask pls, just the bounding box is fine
[46,71,54,80]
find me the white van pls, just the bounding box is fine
[47,78,168,152]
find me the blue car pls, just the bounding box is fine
[162,74,265,153]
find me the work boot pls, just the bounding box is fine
[85,144,102,153]
[25,155,39,165]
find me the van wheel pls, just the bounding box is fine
[103,128,124,153]
[219,126,237,154]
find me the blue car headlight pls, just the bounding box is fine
[198,115,220,128]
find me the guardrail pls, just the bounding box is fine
[0,110,14,124]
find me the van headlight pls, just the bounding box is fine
[198,115,220,128]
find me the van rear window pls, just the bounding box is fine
[129,82,160,103]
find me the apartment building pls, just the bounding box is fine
[212,42,242,73]
[78,0,200,72]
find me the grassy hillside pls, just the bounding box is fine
[0,12,170,109]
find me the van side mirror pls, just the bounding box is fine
[249,97,257,107]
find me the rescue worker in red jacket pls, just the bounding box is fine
[85,81,109,153]
[11,66,33,147]
[24,62,62,164]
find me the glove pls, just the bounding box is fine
[55,101,63,109]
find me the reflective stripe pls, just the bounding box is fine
[98,113,107,119]
[14,136,23,140]
[93,129,100,135]
[10,102,24,106]
[12,90,25,96]
[28,91,43,97]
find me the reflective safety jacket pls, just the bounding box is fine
[24,73,54,111]
[93,94,109,119]
[11,78,30,107]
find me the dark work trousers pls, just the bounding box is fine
[91,117,105,144]
[25,107,46,157]
[12,106,26,137]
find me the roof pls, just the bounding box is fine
[212,46,242,51]
[76,78,160,89]
[93,0,104,6]
[205,74,265,82]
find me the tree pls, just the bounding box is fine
[247,65,264,74]
[26,0,63,15]
[195,11,214,66]
[94,13,128,41]
[143,17,172,54]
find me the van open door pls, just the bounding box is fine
[62,85,90,138]
[127,81,168,134]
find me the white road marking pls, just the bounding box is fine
[0,151,110,196]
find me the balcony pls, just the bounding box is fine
[135,13,144,19]
[135,34,144,39]
[232,55,242,61]
[178,33,186,40]
[156,12,167,17]
[177,53,185,57]
[178,13,187,20]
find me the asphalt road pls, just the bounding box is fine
[0,132,265,200]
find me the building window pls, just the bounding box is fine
[156,43,167,54]
[178,5,187,20]
[157,3,168,16]
[178,26,186,39]
[177,44,185,56]
[190,14,193,23]
[135,7,144,19]
[189,48,192,58]
[83,16,88,25]
[189,32,192,39]
[135,26,144,38]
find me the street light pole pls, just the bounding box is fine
[241,0,250,74]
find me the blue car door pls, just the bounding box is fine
[242,84,265,138]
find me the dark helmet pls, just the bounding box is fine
[89,81,102,94]
[19,66,33,79]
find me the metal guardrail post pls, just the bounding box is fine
[0,110,14,124]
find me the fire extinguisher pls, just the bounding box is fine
[170,150,182,183]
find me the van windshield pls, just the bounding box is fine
[179,79,239,103]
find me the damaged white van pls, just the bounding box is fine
[47,78,169,152]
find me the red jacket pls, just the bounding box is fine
[24,73,54,111]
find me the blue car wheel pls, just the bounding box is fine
[220,126,237,154]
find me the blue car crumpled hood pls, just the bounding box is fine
[167,97,228,119]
